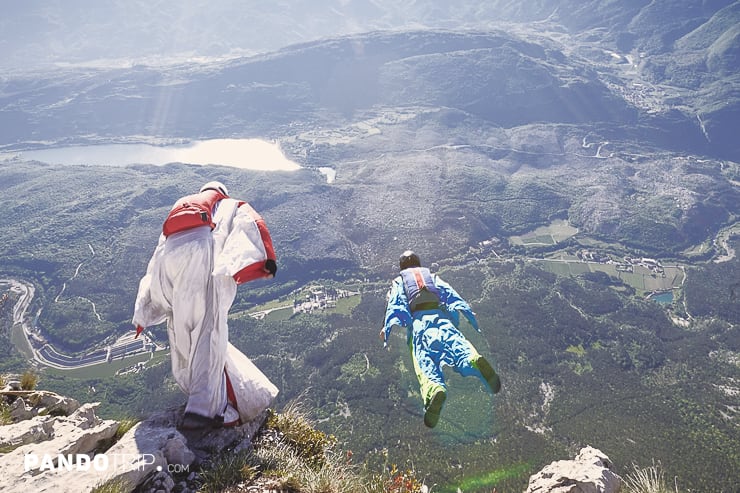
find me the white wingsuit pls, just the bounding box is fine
[132,191,278,425]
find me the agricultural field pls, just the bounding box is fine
[535,258,684,294]
[509,219,579,246]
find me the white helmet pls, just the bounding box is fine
[200,181,229,196]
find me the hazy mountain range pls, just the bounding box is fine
[2,1,740,157]
[1,2,739,491]
[4,1,740,71]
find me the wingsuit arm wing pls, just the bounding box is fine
[435,275,480,332]
[212,199,277,284]
[381,278,412,345]
[132,234,169,333]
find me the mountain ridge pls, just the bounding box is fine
[3,21,738,155]
[3,1,737,69]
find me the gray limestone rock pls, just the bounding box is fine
[525,446,622,493]
[0,415,55,451]
[0,390,267,493]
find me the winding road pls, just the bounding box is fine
[713,222,738,263]
[1,278,156,370]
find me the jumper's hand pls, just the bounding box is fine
[379,328,388,348]
[465,311,480,332]
[264,259,277,277]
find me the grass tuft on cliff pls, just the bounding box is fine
[623,461,682,493]
[199,400,427,493]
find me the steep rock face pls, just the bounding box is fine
[525,446,622,493]
[0,387,266,493]
[0,389,119,492]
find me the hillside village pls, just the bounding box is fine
[248,285,360,320]
[292,286,358,314]
[578,249,666,276]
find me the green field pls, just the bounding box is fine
[535,259,684,294]
[509,219,579,246]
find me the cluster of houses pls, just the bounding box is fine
[246,284,360,320]
[292,286,355,314]
[578,250,665,276]
[624,256,665,275]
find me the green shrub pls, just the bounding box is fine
[114,417,138,440]
[253,437,367,493]
[364,463,426,493]
[198,449,257,493]
[0,399,11,426]
[20,370,39,390]
[233,401,381,493]
[264,402,337,469]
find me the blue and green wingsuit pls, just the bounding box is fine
[382,252,501,428]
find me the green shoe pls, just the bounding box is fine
[424,389,447,428]
[473,356,501,394]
